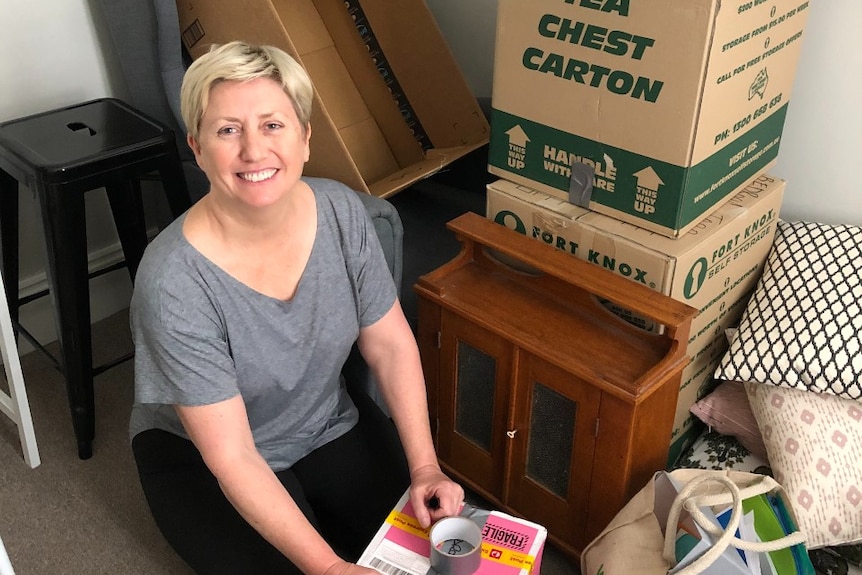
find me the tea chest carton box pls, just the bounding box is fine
[489,0,807,237]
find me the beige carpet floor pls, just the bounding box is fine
[0,310,192,574]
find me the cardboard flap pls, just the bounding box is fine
[357,0,489,147]
[369,139,486,198]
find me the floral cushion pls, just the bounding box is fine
[673,428,771,473]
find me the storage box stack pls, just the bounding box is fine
[175,0,489,199]
[485,0,811,461]
[487,175,784,463]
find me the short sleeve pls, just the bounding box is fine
[130,238,240,407]
[313,179,398,329]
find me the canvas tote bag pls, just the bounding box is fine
[580,469,806,575]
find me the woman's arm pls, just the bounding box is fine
[357,300,465,528]
[175,398,374,575]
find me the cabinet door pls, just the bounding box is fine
[507,352,602,550]
[437,310,512,500]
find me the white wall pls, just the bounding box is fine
[425,0,498,103]
[0,0,119,278]
[0,0,133,349]
[766,1,862,225]
[1,0,859,348]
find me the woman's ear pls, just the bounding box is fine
[187,133,201,157]
[303,123,312,163]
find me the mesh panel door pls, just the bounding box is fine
[525,383,576,498]
[507,352,601,549]
[437,310,512,499]
[455,340,496,452]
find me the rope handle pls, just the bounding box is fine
[663,474,806,575]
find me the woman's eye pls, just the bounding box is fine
[266,122,282,131]
[218,126,239,136]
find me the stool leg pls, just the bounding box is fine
[0,270,40,468]
[0,170,20,329]
[106,179,148,282]
[37,184,95,460]
[157,148,193,218]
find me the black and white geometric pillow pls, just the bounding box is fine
[715,220,862,400]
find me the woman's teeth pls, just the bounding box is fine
[239,169,276,182]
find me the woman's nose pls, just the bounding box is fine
[240,130,266,161]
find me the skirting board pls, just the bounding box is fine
[5,180,173,360]
[14,241,134,357]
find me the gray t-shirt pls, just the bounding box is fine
[128,178,397,471]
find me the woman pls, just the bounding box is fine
[128,40,464,575]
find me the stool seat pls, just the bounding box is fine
[0,97,192,460]
[0,98,192,200]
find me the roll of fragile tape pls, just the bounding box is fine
[429,516,482,575]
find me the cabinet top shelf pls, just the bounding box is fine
[415,212,698,401]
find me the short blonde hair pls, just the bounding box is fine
[180,41,314,140]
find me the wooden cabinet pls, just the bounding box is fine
[415,213,697,559]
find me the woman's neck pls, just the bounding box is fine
[184,181,315,255]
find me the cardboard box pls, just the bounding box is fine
[175,0,489,198]
[486,174,785,462]
[358,490,547,575]
[488,0,808,236]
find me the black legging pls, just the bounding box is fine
[131,391,410,574]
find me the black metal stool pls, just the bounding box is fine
[0,97,193,459]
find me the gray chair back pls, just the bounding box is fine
[94,0,209,202]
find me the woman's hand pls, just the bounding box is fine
[408,464,466,528]
[322,559,379,575]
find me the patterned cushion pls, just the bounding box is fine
[715,220,862,400]
[746,382,862,549]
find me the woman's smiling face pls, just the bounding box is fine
[189,76,311,209]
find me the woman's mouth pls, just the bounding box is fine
[238,169,277,183]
